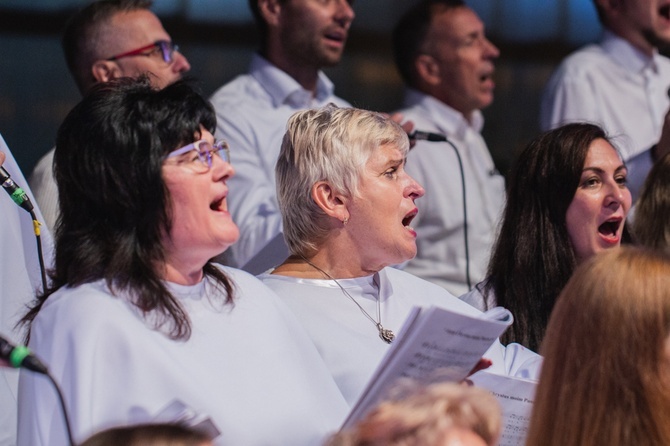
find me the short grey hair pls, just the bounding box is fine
[276,104,409,256]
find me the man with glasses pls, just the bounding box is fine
[391,0,505,297]
[209,0,355,272]
[29,0,190,229]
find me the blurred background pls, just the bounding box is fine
[0,0,601,179]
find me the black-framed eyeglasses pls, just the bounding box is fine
[166,139,231,173]
[107,40,179,64]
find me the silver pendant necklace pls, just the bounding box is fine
[300,255,395,344]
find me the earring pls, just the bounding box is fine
[343,217,349,226]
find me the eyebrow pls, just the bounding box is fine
[582,164,627,174]
[386,157,405,167]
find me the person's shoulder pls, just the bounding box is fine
[552,42,612,78]
[395,104,431,128]
[656,52,670,72]
[255,272,304,300]
[458,283,491,312]
[30,148,55,179]
[384,266,446,288]
[384,267,483,316]
[31,282,139,341]
[215,264,263,286]
[383,267,459,299]
[213,264,282,302]
[210,72,266,109]
[40,281,121,315]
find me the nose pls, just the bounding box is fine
[211,151,234,181]
[484,36,499,59]
[335,0,355,29]
[405,173,425,200]
[604,180,629,210]
[172,50,191,74]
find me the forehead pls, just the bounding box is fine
[583,138,623,167]
[428,6,484,41]
[365,143,404,168]
[101,9,169,53]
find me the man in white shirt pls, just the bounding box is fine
[0,138,53,446]
[392,0,505,296]
[541,0,670,200]
[209,0,355,271]
[29,0,191,229]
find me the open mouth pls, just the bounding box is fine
[324,27,348,46]
[210,196,225,212]
[597,218,622,238]
[325,32,345,42]
[402,209,417,229]
[660,4,670,20]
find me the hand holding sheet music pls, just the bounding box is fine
[343,305,514,428]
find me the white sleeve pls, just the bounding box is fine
[481,340,543,381]
[214,106,284,268]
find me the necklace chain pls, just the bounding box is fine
[299,255,395,344]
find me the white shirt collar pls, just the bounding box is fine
[403,88,484,140]
[601,29,659,75]
[249,53,336,107]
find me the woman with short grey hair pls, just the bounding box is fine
[259,104,541,406]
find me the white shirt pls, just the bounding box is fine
[0,135,53,446]
[541,30,670,199]
[459,281,495,312]
[28,148,58,231]
[397,89,505,296]
[17,267,349,446]
[259,267,541,406]
[210,54,350,269]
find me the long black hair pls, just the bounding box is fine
[484,123,609,351]
[21,77,234,340]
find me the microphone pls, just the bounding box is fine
[0,164,49,293]
[0,166,34,212]
[0,335,48,374]
[408,130,448,142]
[1,334,76,445]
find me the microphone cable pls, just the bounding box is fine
[29,210,48,293]
[0,166,48,293]
[409,131,472,291]
[1,335,76,446]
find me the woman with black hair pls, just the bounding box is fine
[17,77,348,446]
[462,123,632,351]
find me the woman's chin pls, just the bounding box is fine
[394,245,417,265]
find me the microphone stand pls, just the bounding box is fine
[409,131,472,291]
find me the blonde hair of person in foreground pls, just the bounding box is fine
[80,423,212,446]
[327,382,501,446]
[526,246,670,446]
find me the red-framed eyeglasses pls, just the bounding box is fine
[107,40,179,64]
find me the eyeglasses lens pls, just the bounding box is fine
[195,142,230,170]
[158,41,177,64]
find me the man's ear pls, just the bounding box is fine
[415,54,441,87]
[91,60,122,83]
[311,181,350,224]
[257,0,283,27]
